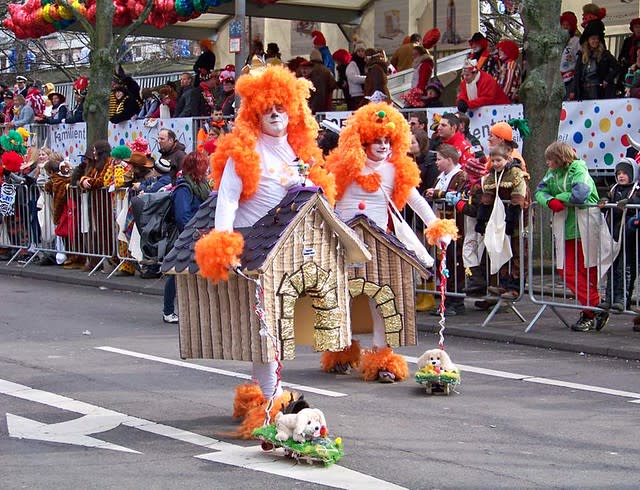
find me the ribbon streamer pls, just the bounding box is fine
[437,243,448,350]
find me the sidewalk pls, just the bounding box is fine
[2,261,640,361]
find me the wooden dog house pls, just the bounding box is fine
[162,188,372,363]
[346,215,431,348]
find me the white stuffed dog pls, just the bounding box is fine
[274,408,327,443]
[417,348,456,372]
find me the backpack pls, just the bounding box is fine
[130,184,186,263]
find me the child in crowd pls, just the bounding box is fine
[535,141,609,332]
[475,144,529,300]
[599,158,640,312]
[425,144,467,315]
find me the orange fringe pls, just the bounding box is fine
[424,218,459,246]
[235,390,297,439]
[210,65,334,202]
[194,230,244,281]
[320,339,361,372]
[360,346,409,382]
[326,102,419,209]
[232,383,265,419]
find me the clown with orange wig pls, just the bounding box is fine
[193,62,335,437]
[323,102,450,383]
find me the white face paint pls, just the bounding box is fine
[365,137,391,162]
[260,104,289,137]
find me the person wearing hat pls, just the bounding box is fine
[569,19,618,100]
[136,157,172,194]
[332,48,352,107]
[125,151,155,183]
[15,75,29,98]
[618,18,640,93]
[39,90,67,124]
[488,120,528,176]
[456,58,510,112]
[307,48,338,114]
[468,32,491,71]
[2,90,14,124]
[8,94,34,128]
[66,78,88,124]
[109,83,140,123]
[494,40,521,102]
[265,42,283,65]
[311,30,335,76]
[560,11,582,100]
[193,39,216,86]
[600,157,640,314]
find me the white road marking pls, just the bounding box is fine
[6,413,140,453]
[195,445,407,490]
[1,378,403,489]
[95,346,348,398]
[404,355,640,401]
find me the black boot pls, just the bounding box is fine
[463,266,486,296]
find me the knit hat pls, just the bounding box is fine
[426,79,444,95]
[490,121,514,141]
[332,48,352,65]
[631,18,640,31]
[496,40,519,61]
[615,158,636,182]
[155,158,171,174]
[422,28,441,50]
[463,156,487,182]
[311,31,327,47]
[110,145,132,160]
[560,11,578,31]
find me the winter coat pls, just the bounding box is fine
[572,49,619,100]
[457,70,511,110]
[160,141,187,172]
[175,85,208,118]
[172,177,206,231]
[65,101,84,124]
[535,159,599,240]
[43,173,70,224]
[44,103,67,124]
[12,104,34,127]
[411,53,434,93]
[308,61,338,113]
[317,46,336,76]
[109,94,139,124]
[390,43,416,72]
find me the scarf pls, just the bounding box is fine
[183,174,211,202]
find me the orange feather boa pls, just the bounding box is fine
[194,230,244,281]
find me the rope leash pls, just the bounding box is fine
[235,268,283,426]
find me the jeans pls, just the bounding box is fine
[604,254,636,307]
[163,275,176,315]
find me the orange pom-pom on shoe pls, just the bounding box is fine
[425,218,459,246]
[360,346,409,381]
[235,390,296,439]
[194,230,244,281]
[232,383,265,419]
[320,339,361,372]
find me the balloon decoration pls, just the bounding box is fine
[4,0,280,39]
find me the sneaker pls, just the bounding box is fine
[163,313,179,324]
[594,311,610,331]
[598,301,611,310]
[610,302,624,313]
[377,370,396,383]
[571,313,595,332]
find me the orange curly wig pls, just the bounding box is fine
[210,65,335,204]
[325,102,419,210]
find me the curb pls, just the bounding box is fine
[0,264,164,297]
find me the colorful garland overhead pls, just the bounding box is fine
[4,0,279,39]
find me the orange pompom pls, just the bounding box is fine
[424,218,459,246]
[320,339,361,372]
[194,230,244,281]
[232,383,265,419]
[360,346,409,381]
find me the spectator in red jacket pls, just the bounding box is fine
[457,59,511,113]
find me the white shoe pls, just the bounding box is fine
[163,313,179,324]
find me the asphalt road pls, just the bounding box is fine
[1,275,640,489]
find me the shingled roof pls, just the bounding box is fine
[347,214,432,278]
[162,186,371,275]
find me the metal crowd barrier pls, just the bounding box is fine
[407,199,528,328]
[526,201,639,332]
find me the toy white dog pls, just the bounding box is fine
[274,408,327,443]
[417,348,456,372]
